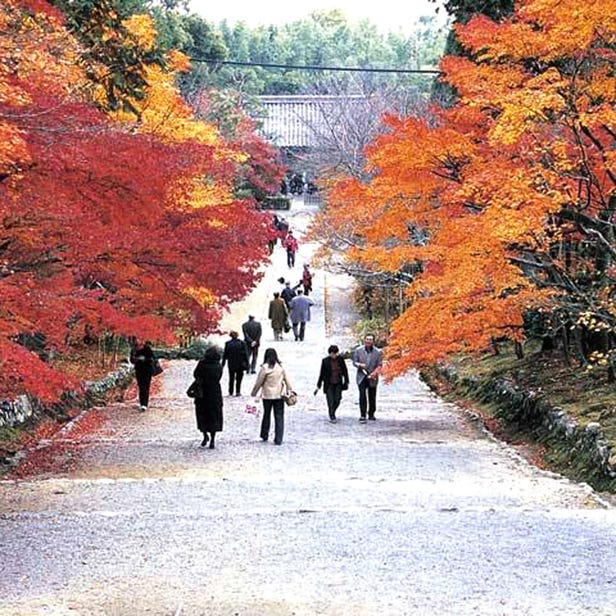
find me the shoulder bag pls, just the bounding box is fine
[282,390,298,406]
[152,358,163,376]
[186,378,203,398]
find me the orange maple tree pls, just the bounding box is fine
[1,1,281,401]
[318,0,616,377]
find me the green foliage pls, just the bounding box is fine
[431,0,514,24]
[50,0,167,113]
[195,10,447,97]
[173,13,227,59]
[177,339,221,360]
[353,317,390,350]
[0,426,23,450]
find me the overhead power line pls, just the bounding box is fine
[189,57,441,75]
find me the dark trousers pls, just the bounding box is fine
[292,321,306,341]
[247,344,259,373]
[228,368,244,395]
[287,250,296,268]
[260,398,285,444]
[136,373,152,407]
[358,379,377,418]
[325,383,343,419]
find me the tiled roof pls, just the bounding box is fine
[256,95,365,147]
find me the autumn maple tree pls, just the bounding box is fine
[1,0,282,401]
[316,0,616,378]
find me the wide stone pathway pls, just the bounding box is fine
[1,200,616,615]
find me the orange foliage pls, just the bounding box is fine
[321,0,616,378]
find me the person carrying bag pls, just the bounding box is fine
[250,348,293,446]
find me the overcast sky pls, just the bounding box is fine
[187,0,447,35]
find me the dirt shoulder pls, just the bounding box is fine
[422,343,616,500]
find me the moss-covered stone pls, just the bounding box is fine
[426,365,616,492]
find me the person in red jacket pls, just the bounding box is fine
[282,230,299,268]
[301,264,313,295]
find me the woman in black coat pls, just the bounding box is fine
[193,347,224,449]
[130,340,155,412]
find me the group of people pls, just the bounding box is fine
[131,220,385,449]
[315,334,383,423]
[192,343,293,448]
[189,333,383,449]
[270,265,314,341]
[220,315,264,397]
[267,214,290,255]
[268,215,300,269]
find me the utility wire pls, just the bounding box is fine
[189,57,441,74]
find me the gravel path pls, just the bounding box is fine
[1,200,615,615]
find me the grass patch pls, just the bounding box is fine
[434,342,616,493]
[452,342,616,444]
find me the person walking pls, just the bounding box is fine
[242,315,262,374]
[130,339,155,412]
[277,217,289,239]
[251,348,294,446]
[268,292,289,341]
[352,334,384,422]
[289,289,314,341]
[301,264,313,295]
[222,331,249,396]
[282,230,299,268]
[314,345,349,423]
[267,215,281,254]
[281,280,297,309]
[193,347,224,448]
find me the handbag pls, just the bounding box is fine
[282,390,298,406]
[186,379,203,398]
[152,358,163,376]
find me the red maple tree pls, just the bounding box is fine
[1,1,279,401]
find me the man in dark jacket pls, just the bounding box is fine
[222,331,249,396]
[314,345,349,423]
[280,280,297,309]
[242,315,262,374]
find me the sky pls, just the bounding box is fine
[187,0,448,35]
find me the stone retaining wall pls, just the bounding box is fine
[431,365,616,492]
[0,363,134,430]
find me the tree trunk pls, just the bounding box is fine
[514,341,523,359]
[561,326,571,366]
[491,338,500,356]
[541,336,555,352]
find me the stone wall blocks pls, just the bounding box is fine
[0,364,134,430]
[435,367,616,491]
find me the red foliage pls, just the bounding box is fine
[0,1,277,402]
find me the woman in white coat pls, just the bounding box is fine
[251,348,293,445]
